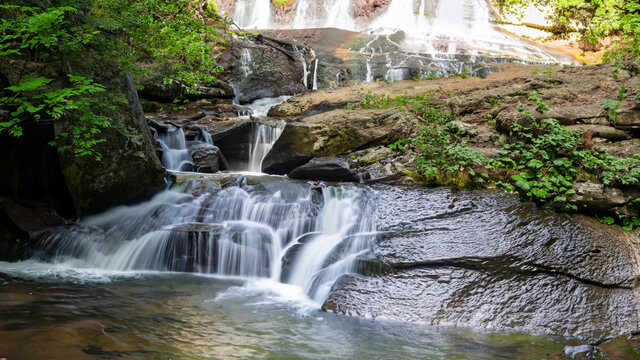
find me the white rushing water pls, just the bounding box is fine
[247,122,285,173]
[228,0,562,62]
[31,178,377,303]
[240,96,292,118]
[156,127,194,171]
[154,120,285,174]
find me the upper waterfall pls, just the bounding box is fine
[226,0,565,62]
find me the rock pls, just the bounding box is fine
[565,124,630,141]
[593,139,640,158]
[263,108,422,174]
[139,74,234,102]
[56,74,166,216]
[570,181,637,214]
[343,146,419,184]
[188,142,221,173]
[230,35,314,104]
[288,157,359,182]
[323,268,638,345]
[614,104,640,132]
[322,185,640,343]
[351,0,390,21]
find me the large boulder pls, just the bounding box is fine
[323,185,640,343]
[263,108,422,174]
[56,74,166,216]
[188,141,222,173]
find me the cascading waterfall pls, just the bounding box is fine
[239,96,292,118]
[156,127,194,171]
[287,187,376,302]
[227,0,565,63]
[232,0,272,29]
[31,177,377,303]
[293,45,310,89]
[198,128,214,145]
[312,59,319,90]
[247,122,285,173]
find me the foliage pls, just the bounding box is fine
[601,98,621,122]
[528,91,549,114]
[491,118,582,209]
[491,0,640,60]
[0,0,229,159]
[617,85,626,101]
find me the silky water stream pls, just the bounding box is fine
[0,124,584,358]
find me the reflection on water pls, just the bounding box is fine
[0,269,575,359]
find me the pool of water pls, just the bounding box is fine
[0,263,577,359]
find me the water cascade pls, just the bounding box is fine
[31,177,376,303]
[227,0,568,64]
[239,96,292,118]
[312,59,319,90]
[156,127,193,171]
[232,0,272,29]
[247,122,285,173]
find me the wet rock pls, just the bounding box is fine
[323,267,639,344]
[230,35,314,104]
[288,157,359,182]
[188,142,221,173]
[280,243,303,282]
[324,186,640,343]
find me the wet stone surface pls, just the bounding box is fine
[323,185,640,343]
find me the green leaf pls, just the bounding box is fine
[5,76,52,93]
[514,179,531,191]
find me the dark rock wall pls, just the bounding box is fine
[56,74,166,216]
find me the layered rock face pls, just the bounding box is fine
[323,185,640,344]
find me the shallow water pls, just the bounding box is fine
[0,266,576,359]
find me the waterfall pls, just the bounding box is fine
[293,46,310,89]
[241,96,292,118]
[156,128,193,171]
[247,122,285,173]
[292,0,356,30]
[31,178,377,303]
[239,48,253,78]
[227,0,563,63]
[286,187,376,302]
[197,128,214,145]
[232,0,272,29]
[312,59,319,90]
